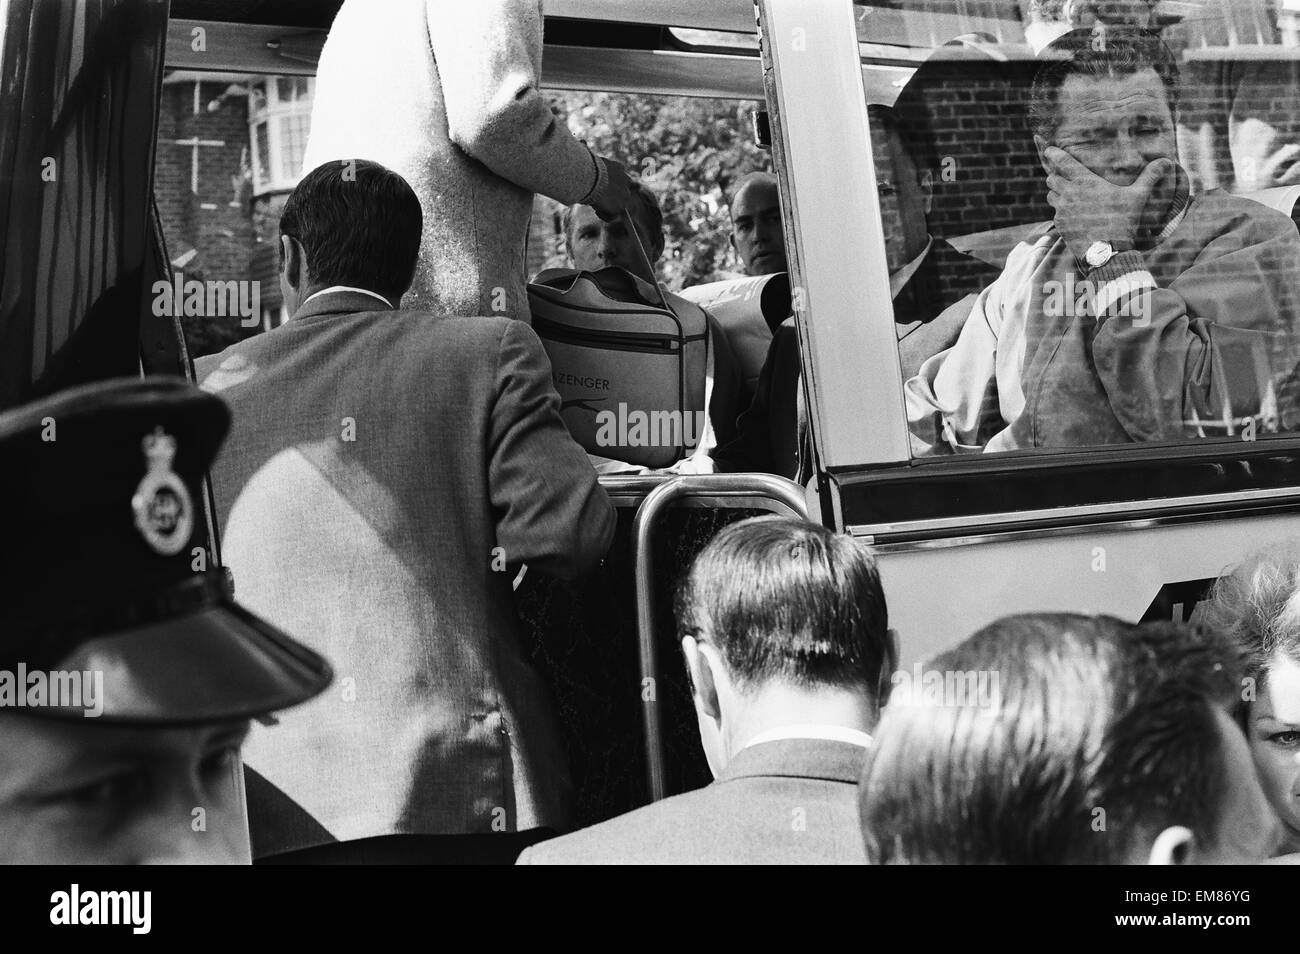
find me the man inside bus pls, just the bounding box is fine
[712,105,1001,479]
[1021,0,1300,194]
[197,160,615,849]
[860,613,1283,864]
[0,378,331,864]
[906,29,1300,454]
[562,180,744,462]
[517,516,894,864]
[730,172,788,278]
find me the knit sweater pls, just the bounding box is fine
[303,0,606,320]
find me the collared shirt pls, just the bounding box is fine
[302,285,393,309]
[889,235,934,300]
[743,723,874,751]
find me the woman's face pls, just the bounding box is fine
[1250,651,1300,853]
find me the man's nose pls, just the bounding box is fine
[1112,132,1146,174]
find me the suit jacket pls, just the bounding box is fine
[196,290,615,847]
[303,0,599,320]
[515,738,869,864]
[712,239,1001,479]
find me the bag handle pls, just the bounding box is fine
[621,208,668,310]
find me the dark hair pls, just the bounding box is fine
[278,159,422,301]
[675,516,890,698]
[860,613,1247,864]
[562,180,665,260]
[1028,28,1179,143]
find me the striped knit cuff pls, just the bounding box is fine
[1089,251,1156,322]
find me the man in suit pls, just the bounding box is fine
[0,378,331,863]
[197,160,615,849]
[517,516,895,864]
[861,613,1283,864]
[712,105,1001,479]
[302,0,634,321]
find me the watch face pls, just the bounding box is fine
[1086,241,1113,268]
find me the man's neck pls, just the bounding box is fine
[722,683,876,762]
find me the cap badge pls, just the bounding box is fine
[131,427,194,556]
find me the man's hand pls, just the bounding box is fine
[588,157,635,222]
[1043,146,1172,263]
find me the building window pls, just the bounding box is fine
[248,76,314,195]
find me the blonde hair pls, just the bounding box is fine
[1198,541,1300,678]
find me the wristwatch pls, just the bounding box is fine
[1083,239,1134,270]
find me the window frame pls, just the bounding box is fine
[760,0,1300,536]
[247,75,313,195]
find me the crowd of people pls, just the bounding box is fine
[6,0,1300,864]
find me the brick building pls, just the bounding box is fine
[155,73,313,357]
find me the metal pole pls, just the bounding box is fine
[631,474,809,801]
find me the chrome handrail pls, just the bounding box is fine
[630,474,810,801]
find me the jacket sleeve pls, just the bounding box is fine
[904,286,1009,454]
[427,0,598,204]
[1088,203,1300,441]
[488,320,616,579]
[711,322,789,475]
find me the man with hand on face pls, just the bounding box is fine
[906,29,1300,453]
[0,378,331,864]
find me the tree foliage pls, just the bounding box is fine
[547,92,772,289]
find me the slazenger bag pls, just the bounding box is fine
[527,217,711,469]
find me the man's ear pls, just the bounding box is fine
[1147,826,1196,865]
[682,635,722,721]
[919,169,934,217]
[877,628,901,712]
[280,235,303,290]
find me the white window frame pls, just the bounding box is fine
[248,75,313,195]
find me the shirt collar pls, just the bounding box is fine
[302,285,393,310]
[743,723,874,751]
[889,236,933,300]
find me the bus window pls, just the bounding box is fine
[852,0,1300,458]
[532,92,768,290]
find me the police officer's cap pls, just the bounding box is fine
[0,377,332,724]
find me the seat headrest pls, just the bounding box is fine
[675,272,791,333]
